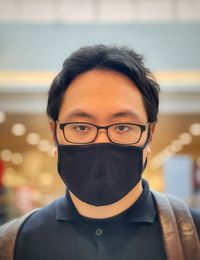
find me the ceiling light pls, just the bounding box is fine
[159,150,172,158]
[11,123,26,136]
[47,146,56,157]
[38,140,51,152]
[12,153,23,165]
[179,133,192,145]
[26,133,40,145]
[0,111,6,123]
[190,123,200,136]
[149,158,162,170]
[1,149,12,161]
[162,147,173,157]
[169,140,183,152]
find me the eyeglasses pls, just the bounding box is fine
[56,121,150,145]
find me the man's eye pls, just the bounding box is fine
[75,125,88,131]
[116,125,129,132]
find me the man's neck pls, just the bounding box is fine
[69,180,143,219]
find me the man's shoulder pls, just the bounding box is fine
[0,198,65,258]
[16,196,66,235]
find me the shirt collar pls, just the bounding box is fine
[126,179,156,223]
[56,179,156,224]
[56,192,81,222]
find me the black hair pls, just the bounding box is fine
[46,44,160,122]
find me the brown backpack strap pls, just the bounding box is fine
[152,190,185,260]
[167,194,200,260]
[0,208,39,260]
[152,190,200,260]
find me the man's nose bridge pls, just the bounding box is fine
[94,128,110,143]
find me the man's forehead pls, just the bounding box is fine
[58,69,148,123]
[63,69,142,98]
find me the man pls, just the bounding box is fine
[1,45,200,259]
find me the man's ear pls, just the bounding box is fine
[50,120,58,156]
[146,122,156,156]
[50,120,56,145]
[149,122,156,143]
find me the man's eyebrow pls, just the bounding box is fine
[110,110,140,120]
[63,110,96,120]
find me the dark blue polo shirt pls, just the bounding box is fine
[14,180,200,260]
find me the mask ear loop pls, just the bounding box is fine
[143,158,148,170]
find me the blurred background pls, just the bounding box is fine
[0,0,200,224]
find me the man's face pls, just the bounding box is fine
[55,69,153,162]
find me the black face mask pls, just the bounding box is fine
[57,138,149,206]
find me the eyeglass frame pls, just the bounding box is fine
[55,121,151,145]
